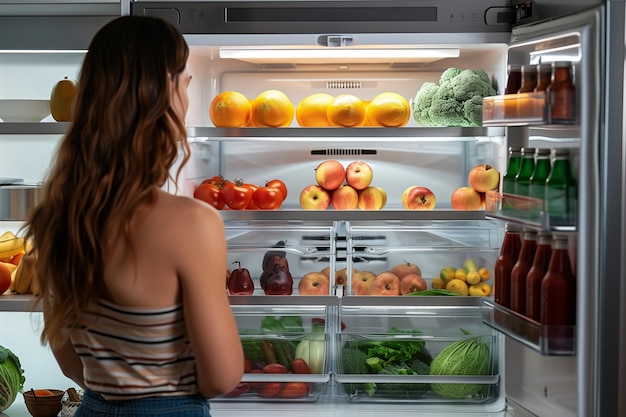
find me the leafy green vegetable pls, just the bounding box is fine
[412,67,496,127]
[430,336,492,399]
[341,328,431,398]
[0,345,25,412]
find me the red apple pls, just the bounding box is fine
[468,164,500,192]
[315,160,345,191]
[299,185,331,210]
[331,184,359,210]
[357,186,387,210]
[451,186,482,210]
[345,161,373,190]
[298,272,330,295]
[370,272,401,295]
[351,271,376,295]
[402,186,436,210]
[399,273,427,295]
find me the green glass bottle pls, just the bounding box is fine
[545,148,577,225]
[529,148,551,201]
[514,147,536,197]
[503,147,522,195]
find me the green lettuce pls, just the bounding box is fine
[0,345,25,412]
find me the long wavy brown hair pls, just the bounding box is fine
[24,15,190,349]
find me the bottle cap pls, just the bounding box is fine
[521,147,536,155]
[509,146,522,153]
[537,63,552,71]
[535,148,551,155]
[553,61,572,68]
[551,148,570,156]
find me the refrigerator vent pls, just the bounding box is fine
[326,80,362,89]
[311,149,377,156]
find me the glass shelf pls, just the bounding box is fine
[484,191,576,232]
[482,299,575,356]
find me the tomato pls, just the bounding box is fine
[258,382,283,398]
[277,382,309,398]
[290,358,311,374]
[262,363,289,374]
[201,175,225,185]
[242,183,260,209]
[222,181,253,210]
[253,186,283,210]
[266,179,288,201]
[193,183,224,210]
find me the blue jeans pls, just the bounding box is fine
[74,389,211,416]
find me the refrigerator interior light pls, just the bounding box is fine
[218,46,460,64]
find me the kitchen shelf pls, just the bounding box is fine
[482,299,575,356]
[0,124,506,139]
[221,209,487,223]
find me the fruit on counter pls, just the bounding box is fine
[50,76,77,122]
[299,185,331,210]
[429,333,491,398]
[369,272,401,295]
[14,252,37,295]
[209,91,251,128]
[250,89,294,127]
[315,159,346,191]
[327,94,366,127]
[296,93,334,127]
[411,68,496,127]
[0,231,25,261]
[365,92,411,127]
[390,260,422,279]
[345,161,373,190]
[193,182,225,210]
[357,186,387,210]
[260,262,293,295]
[330,185,359,210]
[351,270,376,295]
[468,164,500,193]
[402,186,436,210]
[293,318,326,374]
[297,272,330,296]
[399,274,427,295]
[450,186,482,210]
[227,261,254,295]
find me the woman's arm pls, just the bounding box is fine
[176,200,244,398]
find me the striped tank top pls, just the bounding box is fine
[70,300,198,400]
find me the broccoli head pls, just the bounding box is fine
[413,68,496,127]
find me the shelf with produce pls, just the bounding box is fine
[483,191,576,232]
[482,299,575,356]
[337,296,503,406]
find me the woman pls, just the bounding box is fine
[24,15,243,416]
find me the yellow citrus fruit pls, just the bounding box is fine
[326,94,366,127]
[446,278,469,296]
[209,91,251,127]
[365,92,411,127]
[250,89,294,127]
[296,93,334,127]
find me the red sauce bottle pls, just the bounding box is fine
[510,229,537,315]
[541,234,576,352]
[494,224,522,308]
[525,232,552,321]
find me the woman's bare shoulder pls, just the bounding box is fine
[156,190,223,230]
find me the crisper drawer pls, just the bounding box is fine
[344,220,501,297]
[215,297,338,402]
[225,221,336,296]
[335,297,504,408]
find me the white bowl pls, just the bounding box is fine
[0,99,51,122]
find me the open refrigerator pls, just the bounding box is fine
[1,0,625,416]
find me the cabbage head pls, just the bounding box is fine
[0,345,25,412]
